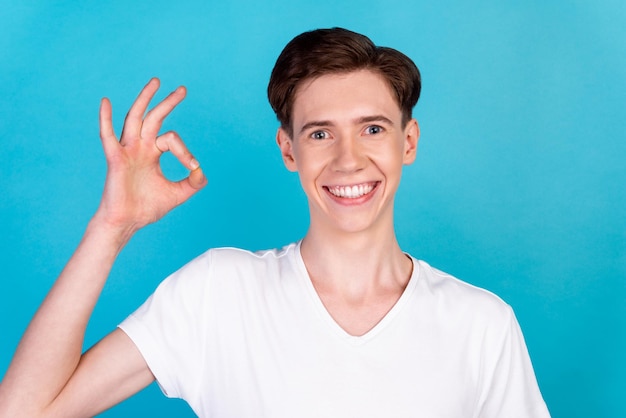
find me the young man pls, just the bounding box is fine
[0,28,550,417]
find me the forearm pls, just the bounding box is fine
[0,79,205,417]
[0,215,135,415]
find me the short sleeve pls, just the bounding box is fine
[117,250,213,400]
[477,306,551,417]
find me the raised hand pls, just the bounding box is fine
[0,78,208,417]
[96,78,207,234]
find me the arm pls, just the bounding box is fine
[0,78,207,418]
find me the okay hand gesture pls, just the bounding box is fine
[96,78,207,234]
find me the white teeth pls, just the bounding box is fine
[328,183,375,198]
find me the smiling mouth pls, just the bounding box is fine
[325,182,379,199]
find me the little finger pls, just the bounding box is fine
[99,98,120,156]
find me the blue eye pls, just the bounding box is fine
[365,125,383,135]
[311,130,328,140]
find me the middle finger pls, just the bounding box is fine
[141,86,187,140]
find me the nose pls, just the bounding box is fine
[332,135,366,173]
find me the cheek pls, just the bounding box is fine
[370,144,405,167]
[293,147,326,172]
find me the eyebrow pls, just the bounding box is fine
[298,115,395,135]
[356,115,394,125]
[299,120,333,134]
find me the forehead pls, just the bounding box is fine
[291,70,402,129]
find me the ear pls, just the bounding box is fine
[402,118,420,165]
[276,127,298,172]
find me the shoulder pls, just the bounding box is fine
[171,242,297,272]
[136,243,299,313]
[209,242,297,263]
[161,242,299,289]
[206,242,297,274]
[412,259,514,324]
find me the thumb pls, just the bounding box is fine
[174,167,208,203]
[188,167,208,190]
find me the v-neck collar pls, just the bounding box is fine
[291,240,420,345]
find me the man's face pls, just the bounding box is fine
[277,69,419,235]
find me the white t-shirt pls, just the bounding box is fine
[119,242,550,417]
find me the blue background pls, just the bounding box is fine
[1,1,624,417]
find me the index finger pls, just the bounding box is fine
[154,131,199,171]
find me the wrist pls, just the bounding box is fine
[87,212,138,251]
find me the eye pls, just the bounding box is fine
[365,125,384,135]
[310,130,329,140]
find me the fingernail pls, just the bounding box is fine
[190,158,200,170]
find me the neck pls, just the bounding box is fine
[300,222,412,300]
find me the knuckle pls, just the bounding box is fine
[164,131,180,142]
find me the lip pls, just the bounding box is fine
[323,181,380,205]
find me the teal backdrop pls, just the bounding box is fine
[1,1,624,417]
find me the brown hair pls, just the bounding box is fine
[267,27,421,137]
